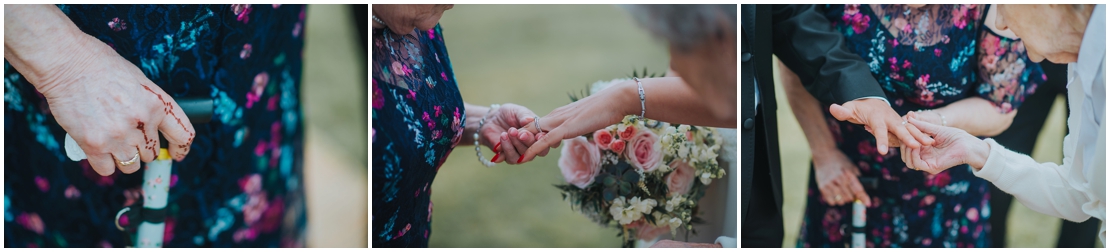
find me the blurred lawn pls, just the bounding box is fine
[429,5,669,247]
[770,56,1099,248]
[301,4,368,247]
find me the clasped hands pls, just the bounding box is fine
[831,99,989,175]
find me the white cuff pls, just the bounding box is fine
[714,236,736,248]
[972,139,1008,185]
[852,96,890,106]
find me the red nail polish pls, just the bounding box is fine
[517,156,525,163]
[494,142,501,152]
[491,153,500,163]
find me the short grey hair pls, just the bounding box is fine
[622,4,737,51]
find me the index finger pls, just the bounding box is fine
[156,94,196,161]
[887,118,921,149]
[846,177,871,207]
[523,127,564,162]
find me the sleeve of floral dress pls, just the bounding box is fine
[974,26,1047,113]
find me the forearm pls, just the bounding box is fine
[613,77,736,128]
[460,103,490,146]
[972,138,1093,222]
[932,97,1016,136]
[781,65,839,160]
[4,5,92,93]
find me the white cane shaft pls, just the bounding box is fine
[136,155,172,247]
[851,201,866,248]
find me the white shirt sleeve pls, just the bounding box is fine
[973,138,1093,222]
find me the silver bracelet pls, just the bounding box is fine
[473,104,500,167]
[633,77,646,119]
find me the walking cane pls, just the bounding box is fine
[851,177,880,248]
[63,97,212,248]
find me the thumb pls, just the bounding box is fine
[829,104,858,124]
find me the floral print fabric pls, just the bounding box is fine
[372,24,465,247]
[797,4,1045,248]
[4,4,307,247]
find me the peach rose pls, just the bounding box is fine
[594,129,614,150]
[609,140,626,155]
[666,160,696,197]
[626,127,663,172]
[558,136,602,189]
[619,124,636,139]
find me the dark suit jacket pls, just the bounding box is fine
[740,4,886,230]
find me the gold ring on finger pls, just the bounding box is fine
[117,149,140,166]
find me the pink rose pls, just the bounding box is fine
[666,160,697,197]
[609,140,626,154]
[619,125,636,139]
[593,129,614,150]
[626,128,663,172]
[558,136,602,189]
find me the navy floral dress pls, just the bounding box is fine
[372,24,465,247]
[797,4,1046,248]
[5,5,307,247]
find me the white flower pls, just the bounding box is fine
[630,197,657,214]
[677,145,690,159]
[677,124,691,133]
[667,216,684,235]
[665,195,685,212]
[610,196,626,221]
[700,172,712,185]
[611,196,643,225]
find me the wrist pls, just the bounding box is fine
[810,147,844,165]
[615,79,641,118]
[967,139,991,170]
[18,31,100,98]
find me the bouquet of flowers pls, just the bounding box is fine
[555,70,726,247]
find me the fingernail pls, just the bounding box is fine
[494,142,501,152]
[517,156,525,164]
[491,153,500,163]
[509,128,517,135]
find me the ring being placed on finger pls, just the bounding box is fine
[902,120,907,125]
[117,149,140,166]
[534,116,543,132]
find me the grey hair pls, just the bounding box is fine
[621,4,737,51]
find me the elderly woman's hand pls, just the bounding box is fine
[5,5,194,176]
[478,103,555,164]
[901,115,991,174]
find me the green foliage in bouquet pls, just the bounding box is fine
[598,161,640,202]
[554,68,726,248]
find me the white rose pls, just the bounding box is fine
[700,172,712,185]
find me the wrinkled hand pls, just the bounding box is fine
[649,240,723,248]
[813,151,871,207]
[34,34,194,176]
[829,98,934,154]
[478,103,554,164]
[901,115,990,174]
